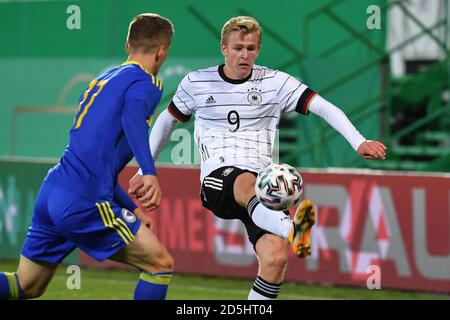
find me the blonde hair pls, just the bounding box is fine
[221,16,262,46]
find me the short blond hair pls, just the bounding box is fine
[221,16,262,46]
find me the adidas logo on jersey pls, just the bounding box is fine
[222,167,235,176]
[205,96,216,104]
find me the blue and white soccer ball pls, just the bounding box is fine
[255,163,303,211]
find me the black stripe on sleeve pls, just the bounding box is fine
[295,88,317,115]
[167,101,192,123]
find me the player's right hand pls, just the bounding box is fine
[128,172,144,198]
[129,173,162,211]
[139,175,162,211]
[357,140,387,160]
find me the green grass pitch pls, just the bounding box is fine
[0,260,448,300]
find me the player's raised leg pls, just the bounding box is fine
[0,256,58,299]
[235,173,293,238]
[289,199,316,257]
[109,222,174,300]
[235,172,316,257]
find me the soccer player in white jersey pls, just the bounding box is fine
[130,16,387,300]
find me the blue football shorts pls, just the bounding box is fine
[21,181,141,264]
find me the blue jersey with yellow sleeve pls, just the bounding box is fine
[45,62,163,201]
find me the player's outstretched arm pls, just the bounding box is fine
[149,108,179,161]
[307,95,387,160]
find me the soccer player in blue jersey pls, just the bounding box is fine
[0,13,174,300]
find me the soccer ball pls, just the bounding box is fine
[255,163,303,211]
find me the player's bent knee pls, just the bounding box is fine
[139,247,174,273]
[261,251,288,270]
[149,240,174,270]
[153,250,174,271]
[256,235,289,270]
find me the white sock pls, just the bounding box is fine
[248,289,274,300]
[248,276,281,300]
[247,196,292,239]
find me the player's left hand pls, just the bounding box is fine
[357,140,387,160]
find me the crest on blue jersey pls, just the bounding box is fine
[122,209,136,223]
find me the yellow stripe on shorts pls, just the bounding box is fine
[100,202,114,227]
[96,202,131,244]
[96,202,109,226]
[116,218,134,241]
[106,202,134,243]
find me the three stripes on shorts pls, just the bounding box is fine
[95,201,134,245]
[203,177,223,190]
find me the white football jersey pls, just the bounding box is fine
[168,64,317,181]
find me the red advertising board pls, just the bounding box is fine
[81,166,450,293]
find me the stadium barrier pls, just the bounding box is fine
[1,158,449,293]
[89,165,450,293]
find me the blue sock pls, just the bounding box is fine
[133,271,172,300]
[0,272,25,300]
